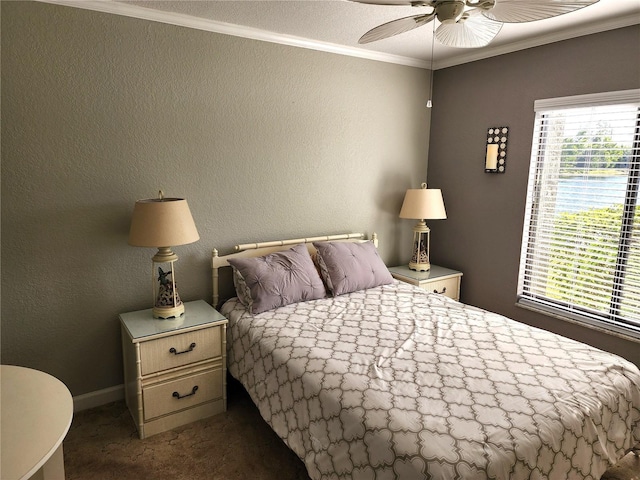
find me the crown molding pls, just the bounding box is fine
[36,0,431,69]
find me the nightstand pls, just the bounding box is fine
[388,265,463,301]
[119,300,228,439]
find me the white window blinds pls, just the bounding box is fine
[518,89,640,338]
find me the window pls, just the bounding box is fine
[518,89,640,339]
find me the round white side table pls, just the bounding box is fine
[1,365,73,480]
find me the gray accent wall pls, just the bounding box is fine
[1,2,430,395]
[428,25,640,366]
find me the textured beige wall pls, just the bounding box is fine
[1,2,430,395]
[428,26,640,366]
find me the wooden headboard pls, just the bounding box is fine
[211,232,377,308]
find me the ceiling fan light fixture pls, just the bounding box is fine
[436,1,466,23]
[464,0,496,10]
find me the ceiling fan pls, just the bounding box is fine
[351,0,600,48]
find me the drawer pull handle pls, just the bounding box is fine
[434,287,447,294]
[169,342,196,355]
[173,385,198,400]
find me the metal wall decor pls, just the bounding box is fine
[485,126,508,173]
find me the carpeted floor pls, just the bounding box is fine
[63,379,310,480]
[64,378,639,480]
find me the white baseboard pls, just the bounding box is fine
[73,384,125,412]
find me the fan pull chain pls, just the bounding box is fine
[426,20,436,108]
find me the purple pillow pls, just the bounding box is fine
[227,244,326,314]
[313,241,393,296]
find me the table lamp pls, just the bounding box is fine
[128,191,200,318]
[399,183,446,271]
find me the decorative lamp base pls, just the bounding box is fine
[151,250,184,320]
[409,261,431,272]
[153,303,185,319]
[408,220,431,272]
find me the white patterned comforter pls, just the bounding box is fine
[221,280,640,480]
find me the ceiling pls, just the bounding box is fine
[43,0,640,69]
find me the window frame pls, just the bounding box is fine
[517,89,640,341]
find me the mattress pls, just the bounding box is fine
[222,280,640,480]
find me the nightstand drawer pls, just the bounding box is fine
[422,277,459,299]
[388,265,462,301]
[143,367,223,421]
[140,326,222,375]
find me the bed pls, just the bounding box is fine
[211,233,640,480]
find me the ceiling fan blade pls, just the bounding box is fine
[359,13,436,44]
[435,10,502,48]
[482,0,599,23]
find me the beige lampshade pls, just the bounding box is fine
[399,184,447,220]
[128,197,199,248]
